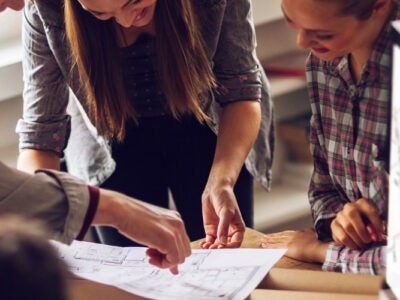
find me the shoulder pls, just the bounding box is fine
[191,0,226,21]
[192,0,253,19]
[191,0,226,8]
[26,0,65,28]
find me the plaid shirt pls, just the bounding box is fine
[306,2,400,274]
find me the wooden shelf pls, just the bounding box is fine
[269,76,306,98]
[254,162,313,232]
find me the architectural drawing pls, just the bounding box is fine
[53,240,285,300]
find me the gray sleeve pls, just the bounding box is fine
[16,0,71,156]
[0,162,90,244]
[213,0,262,105]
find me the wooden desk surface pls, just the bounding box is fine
[68,228,323,299]
[191,227,322,271]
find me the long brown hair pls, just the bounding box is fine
[64,0,216,141]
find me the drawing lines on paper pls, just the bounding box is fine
[74,243,129,264]
[60,242,269,300]
[119,260,263,299]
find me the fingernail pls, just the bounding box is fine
[366,224,378,242]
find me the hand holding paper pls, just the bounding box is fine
[94,190,191,274]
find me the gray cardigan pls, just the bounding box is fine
[17,0,274,189]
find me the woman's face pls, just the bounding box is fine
[77,0,157,28]
[281,0,376,61]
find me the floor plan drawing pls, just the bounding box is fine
[53,240,285,300]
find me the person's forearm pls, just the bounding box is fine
[17,149,61,173]
[209,101,261,185]
[92,189,123,227]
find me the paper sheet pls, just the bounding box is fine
[387,31,400,299]
[53,240,286,300]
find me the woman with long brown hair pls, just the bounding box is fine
[17,0,273,247]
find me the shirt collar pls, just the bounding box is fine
[323,2,400,84]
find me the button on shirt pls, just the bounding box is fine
[306,3,399,274]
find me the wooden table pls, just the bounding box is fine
[68,228,381,300]
[191,227,322,271]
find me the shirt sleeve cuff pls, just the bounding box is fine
[76,186,100,240]
[322,242,341,272]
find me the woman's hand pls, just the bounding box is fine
[330,198,384,250]
[261,228,329,263]
[200,181,245,249]
[200,101,260,249]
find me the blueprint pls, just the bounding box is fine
[53,240,286,300]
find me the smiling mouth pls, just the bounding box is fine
[133,7,147,23]
[312,47,329,54]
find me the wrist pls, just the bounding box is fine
[311,241,329,264]
[17,149,60,173]
[207,170,236,189]
[93,189,123,227]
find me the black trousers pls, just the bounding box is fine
[95,115,254,246]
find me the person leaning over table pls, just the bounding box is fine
[0,0,190,268]
[0,2,190,275]
[15,0,273,248]
[261,0,397,275]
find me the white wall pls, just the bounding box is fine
[0,9,23,167]
[0,9,22,42]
